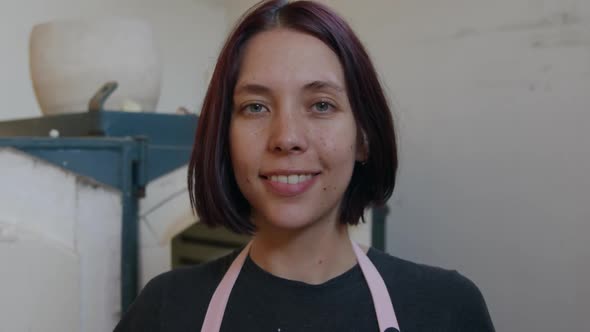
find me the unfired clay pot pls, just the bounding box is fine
[30,18,161,115]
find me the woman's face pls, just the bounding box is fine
[230,28,365,232]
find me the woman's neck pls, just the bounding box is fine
[249,220,358,285]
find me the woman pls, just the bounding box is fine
[115,1,495,331]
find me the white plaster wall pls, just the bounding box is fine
[0,226,79,332]
[0,149,78,249]
[0,0,228,120]
[223,1,590,331]
[76,180,122,331]
[0,148,80,332]
[139,166,194,287]
[0,148,122,332]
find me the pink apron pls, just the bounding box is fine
[201,240,401,332]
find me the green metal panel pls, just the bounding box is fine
[371,205,389,251]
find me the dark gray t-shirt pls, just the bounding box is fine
[114,247,495,331]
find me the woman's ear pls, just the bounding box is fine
[356,130,369,163]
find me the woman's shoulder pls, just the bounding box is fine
[367,247,495,330]
[368,247,475,291]
[149,248,240,296]
[114,249,241,331]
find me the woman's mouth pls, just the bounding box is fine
[259,172,320,197]
[267,174,313,184]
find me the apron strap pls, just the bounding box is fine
[200,241,252,332]
[201,240,400,332]
[351,241,400,332]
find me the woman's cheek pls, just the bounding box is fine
[317,133,357,165]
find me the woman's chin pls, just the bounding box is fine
[254,212,320,233]
[250,201,339,234]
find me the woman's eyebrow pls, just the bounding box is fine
[234,83,272,96]
[235,80,345,96]
[303,80,345,93]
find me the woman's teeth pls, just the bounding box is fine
[270,174,313,184]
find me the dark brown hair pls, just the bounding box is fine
[188,0,397,234]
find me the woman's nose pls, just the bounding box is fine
[267,108,308,154]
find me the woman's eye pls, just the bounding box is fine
[244,103,267,113]
[313,101,333,113]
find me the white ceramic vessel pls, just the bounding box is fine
[30,18,161,115]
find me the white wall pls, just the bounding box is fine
[0,148,122,332]
[329,1,589,331]
[0,0,228,120]
[224,1,590,331]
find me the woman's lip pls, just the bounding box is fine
[261,174,319,197]
[260,171,321,177]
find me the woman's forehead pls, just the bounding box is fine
[236,28,346,92]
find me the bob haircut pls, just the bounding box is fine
[188,0,397,234]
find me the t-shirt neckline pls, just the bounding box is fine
[241,248,375,291]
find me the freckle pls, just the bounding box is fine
[318,260,323,264]
[323,187,327,191]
